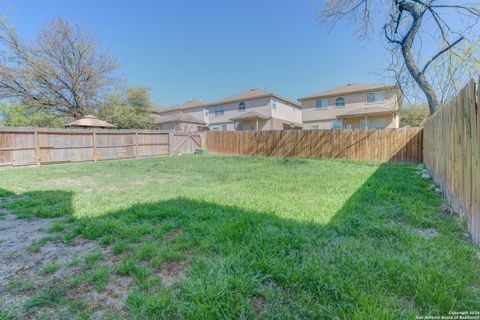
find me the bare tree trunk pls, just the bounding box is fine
[399,1,439,114]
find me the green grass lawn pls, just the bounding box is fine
[0,155,479,319]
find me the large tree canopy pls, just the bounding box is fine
[0,17,118,119]
[319,0,480,114]
[98,86,153,129]
[0,103,65,128]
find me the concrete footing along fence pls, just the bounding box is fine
[423,78,480,243]
[0,128,203,167]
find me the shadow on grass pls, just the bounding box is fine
[0,163,479,319]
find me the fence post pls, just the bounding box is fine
[168,131,174,156]
[134,131,139,158]
[92,130,97,162]
[34,129,40,166]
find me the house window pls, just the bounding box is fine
[237,123,244,131]
[315,98,328,110]
[212,126,220,131]
[212,106,224,116]
[360,119,367,128]
[272,98,277,110]
[239,102,246,111]
[311,125,319,130]
[221,124,227,131]
[374,118,387,128]
[345,124,352,130]
[331,119,342,129]
[335,97,345,107]
[204,109,209,117]
[367,91,385,104]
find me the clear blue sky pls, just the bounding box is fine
[1,0,391,106]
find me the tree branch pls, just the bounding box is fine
[421,36,464,74]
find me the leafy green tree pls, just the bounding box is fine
[400,105,429,128]
[0,103,64,127]
[98,86,153,129]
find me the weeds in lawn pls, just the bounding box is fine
[0,155,479,318]
[7,278,35,292]
[41,262,61,275]
[47,222,64,233]
[113,240,128,255]
[84,250,103,268]
[85,266,111,291]
[23,287,64,311]
[29,236,51,253]
[3,250,18,262]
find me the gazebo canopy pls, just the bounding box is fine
[65,115,116,128]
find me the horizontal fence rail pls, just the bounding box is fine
[0,127,203,167]
[423,78,479,243]
[205,128,423,163]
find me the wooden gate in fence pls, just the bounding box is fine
[0,128,203,167]
[423,78,480,243]
[205,128,423,163]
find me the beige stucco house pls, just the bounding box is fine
[148,100,208,131]
[206,88,302,131]
[151,89,302,131]
[299,83,401,130]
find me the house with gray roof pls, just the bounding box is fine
[148,99,208,131]
[151,89,302,131]
[206,88,302,131]
[298,83,401,130]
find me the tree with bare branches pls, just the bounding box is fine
[0,17,118,119]
[319,1,480,114]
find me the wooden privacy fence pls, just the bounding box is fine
[205,128,423,163]
[0,127,203,167]
[423,78,479,243]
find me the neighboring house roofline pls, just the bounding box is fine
[145,103,169,114]
[151,99,207,114]
[153,112,206,125]
[206,88,301,109]
[298,84,399,102]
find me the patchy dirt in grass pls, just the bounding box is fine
[252,295,268,316]
[416,228,439,239]
[45,177,98,188]
[0,211,135,318]
[163,229,182,242]
[159,259,189,287]
[0,199,191,318]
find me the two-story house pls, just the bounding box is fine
[149,99,209,131]
[206,88,302,131]
[299,83,401,130]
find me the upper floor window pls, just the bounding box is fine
[212,106,224,116]
[204,109,209,117]
[367,92,385,104]
[335,97,345,107]
[272,98,277,110]
[239,102,246,111]
[331,119,342,129]
[315,98,328,110]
